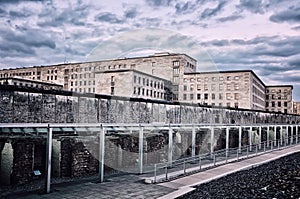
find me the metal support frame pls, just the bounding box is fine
[168,126,173,163]
[274,126,277,147]
[226,127,229,158]
[249,127,253,151]
[45,125,53,194]
[138,125,144,174]
[280,125,283,145]
[258,126,262,149]
[267,126,270,148]
[210,127,214,158]
[291,126,294,144]
[98,125,105,183]
[238,126,242,153]
[191,126,196,158]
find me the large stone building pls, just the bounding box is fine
[0,52,296,113]
[265,85,293,114]
[181,70,266,110]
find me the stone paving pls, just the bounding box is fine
[9,175,175,199]
[6,144,300,199]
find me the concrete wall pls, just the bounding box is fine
[1,88,300,125]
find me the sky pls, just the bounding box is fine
[0,0,300,99]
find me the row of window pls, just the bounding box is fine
[71,87,95,93]
[266,89,290,93]
[266,101,289,107]
[266,94,289,100]
[0,71,41,78]
[266,108,288,113]
[183,93,240,101]
[133,87,165,99]
[70,73,95,79]
[183,83,240,91]
[70,80,96,87]
[133,75,164,90]
[183,75,240,83]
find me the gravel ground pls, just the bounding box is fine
[178,152,300,199]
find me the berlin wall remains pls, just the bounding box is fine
[0,86,299,186]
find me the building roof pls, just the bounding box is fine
[0,77,63,87]
[266,85,293,89]
[185,70,266,86]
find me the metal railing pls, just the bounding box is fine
[152,134,300,183]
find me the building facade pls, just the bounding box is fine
[0,77,63,90]
[0,53,297,113]
[180,71,266,110]
[293,101,300,115]
[265,85,293,114]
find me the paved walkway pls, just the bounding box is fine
[7,144,300,199]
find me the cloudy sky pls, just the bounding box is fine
[0,0,300,99]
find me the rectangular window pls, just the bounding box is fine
[212,93,215,100]
[219,93,223,100]
[183,94,187,100]
[284,102,288,107]
[226,93,231,100]
[183,85,187,91]
[190,85,194,91]
[204,93,208,100]
[197,84,201,90]
[278,102,281,107]
[197,93,201,100]
[190,94,194,100]
[234,93,239,100]
[134,76,136,83]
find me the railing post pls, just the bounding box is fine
[274,126,277,147]
[264,142,266,152]
[236,149,239,161]
[213,153,216,166]
[138,125,144,174]
[271,140,273,151]
[290,125,293,145]
[255,144,258,155]
[267,126,270,148]
[280,125,283,146]
[246,146,249,158]
[165,166,168,181]
[249,126,253,151]
[45,124,53,194]
[154,164,157,183]
[296,125,299,144]
[258,126,262,150]
[199,155,202,170]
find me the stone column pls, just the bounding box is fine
[267,126,270,148]
[0,142,13,185]
[280,125,283,146]
[258,126,262,149]
[226,127,229,157]
[191,126,196,158]
[249,127,253,151]
[238,127,242,153]
[210,127,214,158]
[168,127,173,163]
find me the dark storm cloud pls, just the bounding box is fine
[145,0,173,7]
[0,0,46,4]
[9,10,31,18]
[1,29,56,50]
[175,2,196,14]
[95,12,124,24]
[218,14,243,22]
[270,6,300,23]
[200,1,226,19]
[237,0,264,14]
[124,8,138,19]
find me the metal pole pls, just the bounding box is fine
[98,125,105,183]
[267,126,270,148]
[210,127,214,158]
[168,126,173,164]
[45,124,53,194]
[226,127,229,159]
[258,126,262,150]
[280,125,283,146]
[238,126,242,153]
[213,153,216,166]
[296,125,299,144]
[246,146,249,158]
[290,125,293,145]
[274,126,277,147]
[138,125,144,174]
[192,126,196,158]
[256,144,258,155]
[236,149,239,161]
[165,166,168,180]
[199,155,202,170]
[249,127,253,151]
[154,164,157,183]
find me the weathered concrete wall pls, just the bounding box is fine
[0,142,13,185]
[1,88,300,125]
